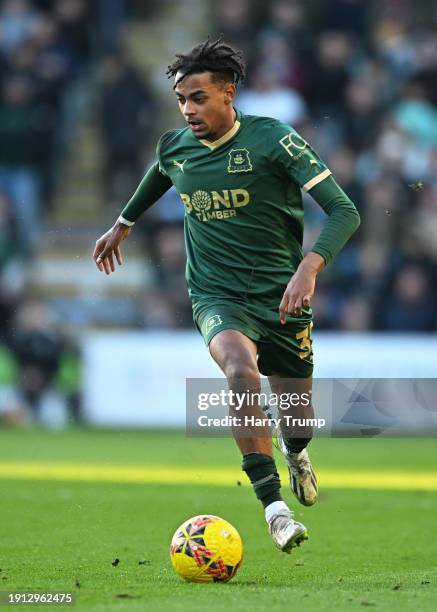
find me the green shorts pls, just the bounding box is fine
[193,298,313,378]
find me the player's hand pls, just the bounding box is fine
[279,253,325,323]
[93,221,132,275]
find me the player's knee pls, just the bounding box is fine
[224,361,259,386]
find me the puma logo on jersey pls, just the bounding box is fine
[173,159,187,172]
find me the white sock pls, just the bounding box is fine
[265,500,289,523]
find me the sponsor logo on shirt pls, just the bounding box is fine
[180,189,250,222]
[227,148,253,173]
[278,133,308,158]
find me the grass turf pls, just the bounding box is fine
[0,429,436,610]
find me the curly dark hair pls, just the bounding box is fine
[166,36,246,87]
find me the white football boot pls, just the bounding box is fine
[275,427,318,507]
[267,506,308,553]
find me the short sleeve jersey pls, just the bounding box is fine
[157,109,331,306]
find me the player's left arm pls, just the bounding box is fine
[272,125,361,320]
[279,176,361,321]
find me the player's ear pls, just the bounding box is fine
[224,82,236,104]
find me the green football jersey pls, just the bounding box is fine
[156,109,331,306]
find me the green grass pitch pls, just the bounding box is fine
[0,429,436,610]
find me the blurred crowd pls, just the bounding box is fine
[0,0,92,251]
[0,0,92,425]
[140,0,437,332]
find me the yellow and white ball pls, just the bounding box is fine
[170,515,243,583]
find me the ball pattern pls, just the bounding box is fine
[170,515,243,583]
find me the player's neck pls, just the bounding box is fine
[205,109,237,142]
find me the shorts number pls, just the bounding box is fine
[296,323,313,360]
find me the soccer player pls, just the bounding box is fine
[93,38,360,553]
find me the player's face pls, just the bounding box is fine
[174,71,236,141]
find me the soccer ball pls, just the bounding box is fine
[170,514,243,583]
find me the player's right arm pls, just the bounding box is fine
[93,160,172,274]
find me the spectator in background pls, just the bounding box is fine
[0,192,26,341]
[373,18,416,80]
[372,116,408,180]
[394,78,437,147]
[210,0,255,58]
[237,64,306,125]
[323,0,367,37]
[378,264,436,331]
[0,0,38,57]
[404,183,437,262]
[28,13,75,200]
[142,223,192,329]
[100,52,155,212]
[340,294,372,331]
[344,77,381,151]
[0,75,41,256]
[97,0,127,53]
[31,13,75,100]
[413,32,437,106]
[356,242,390,302]
[7,300,71,428]
[306,31,351,119]
[7,37,38,81]
[255,30,307,94]
[54,0,92,71]
[264,0,311,58]
[360,178,407,249]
